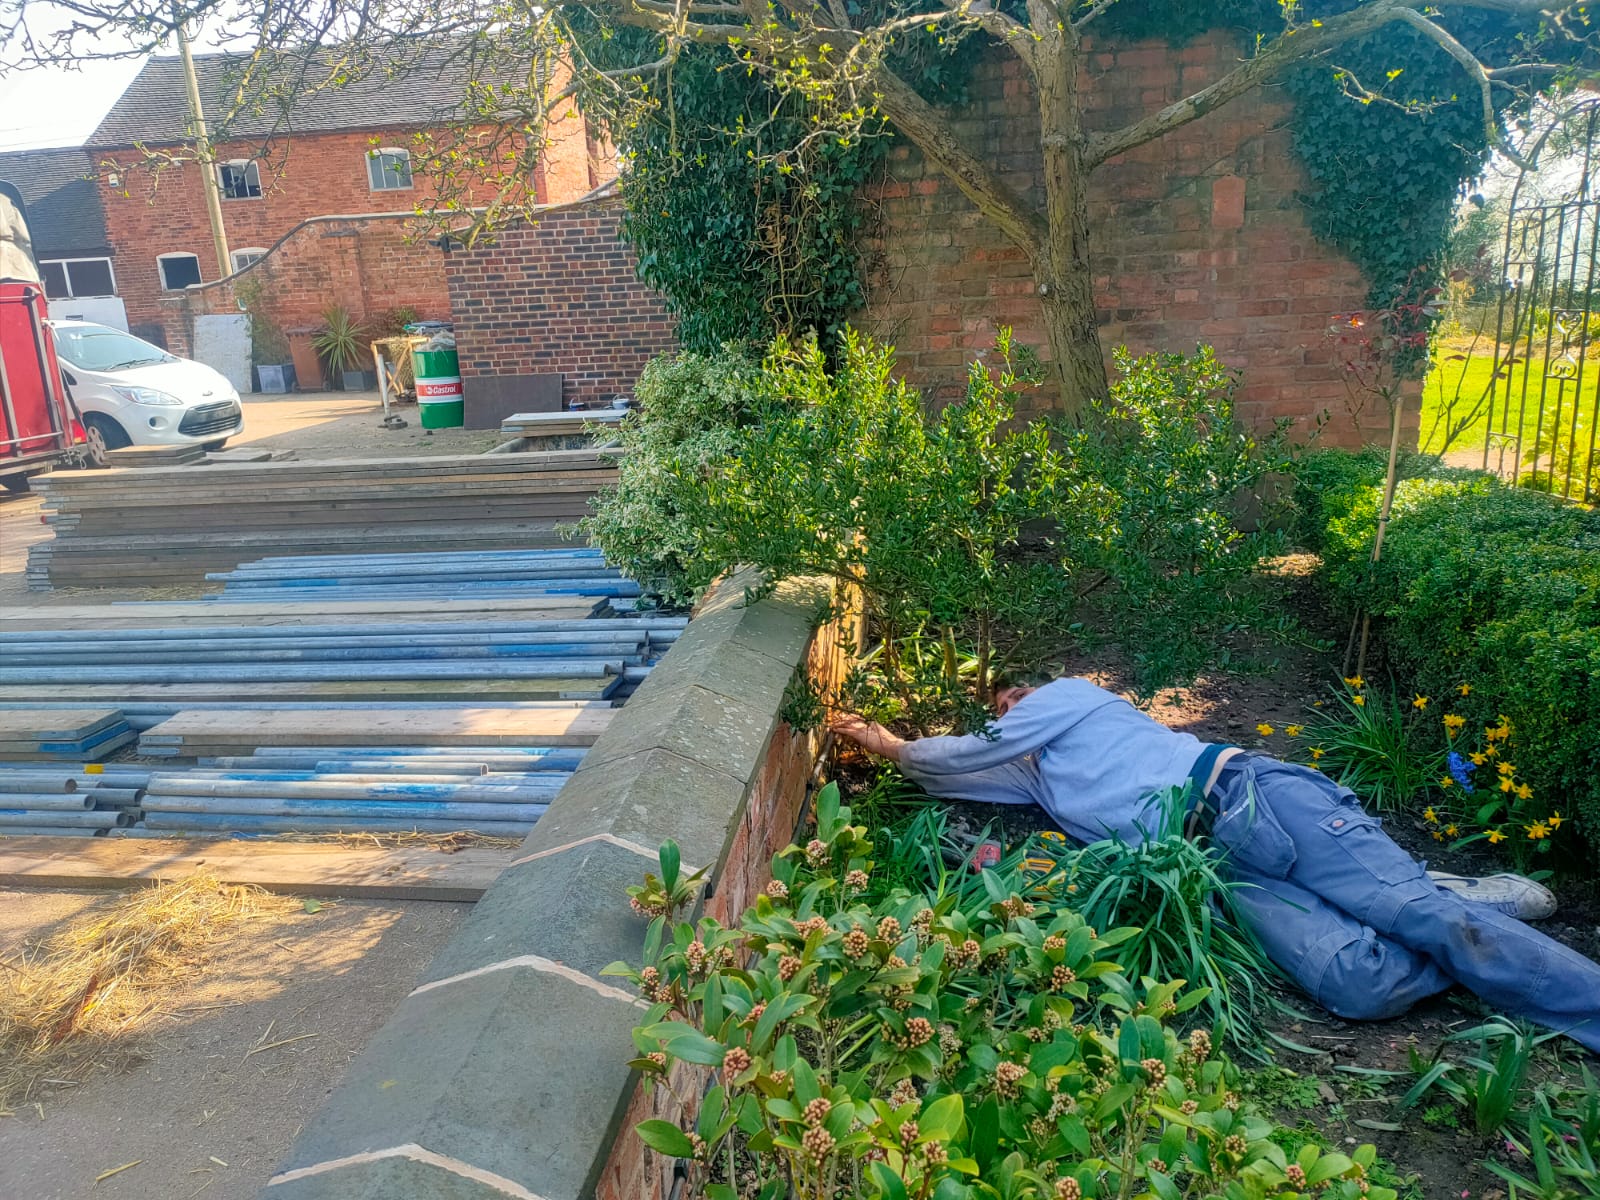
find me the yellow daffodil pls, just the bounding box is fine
[1516,783,1533,801]
[1497,761,1515,777]
[1256,723,1274,737]
[1413,695,1430,710]
[1285,724,1304,737]
[1548,812,1563,831]
[1431,830,1444,841]
[1352,695,1366,707]
[1446,824,1459,836]
[1500,777,1515,794]
[1442,713,1466,732]
[1344,676,1365,689]
[1459,683,1472,696]
[1485,744,1498,758]
[1525,822,1550,840]
[1470,752,1487,766]
[1439,777,1454,789]
[1310,747,1325,761]
[1423,807,1438,823]
[1486,829,1506,844]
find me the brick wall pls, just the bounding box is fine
[97,118,612,356]
[861,35,1404,445]
[444,201,677,409]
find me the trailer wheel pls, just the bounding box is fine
[84,414,129,452]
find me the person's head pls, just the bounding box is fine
[992,669,1057,717]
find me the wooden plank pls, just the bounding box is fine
[0,709,123,738]
[0,835,514,901]
[142,705,617,748]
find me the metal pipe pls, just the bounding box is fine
[0,630,669,652]
[0,793,94,810]
[142,796,549,822]
[0,661,620,684]
[0,827,106,838]
[81,788,145,806]
[1,643,645,667]
[239,745,587,759]
[203,755,583,773]
[144,777,568,803]
[0,619,686,643]
[0,773,79,793]
[142,812,534,835]
[211,563,623,583]
[0,810,122,827]
[233,548,607,567]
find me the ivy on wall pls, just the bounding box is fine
[572,2,1565,351]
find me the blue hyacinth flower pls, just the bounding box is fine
[1447,750,1477,794]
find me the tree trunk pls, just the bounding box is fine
[1030,15,1110,416]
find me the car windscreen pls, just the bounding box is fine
[53,325,171,371]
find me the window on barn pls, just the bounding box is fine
[38,258,117,299]
[218,159,262,200]
[157,253,202,290]
[231,248,267,273]
[366,148,413,191]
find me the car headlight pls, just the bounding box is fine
[113,385,183,406]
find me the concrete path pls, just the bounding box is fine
[0,890,469,1200]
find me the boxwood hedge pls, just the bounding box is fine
[1295,450,1600,862]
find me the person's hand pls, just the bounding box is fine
[828,712,907,762]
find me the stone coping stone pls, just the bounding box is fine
[262,570,830,1200]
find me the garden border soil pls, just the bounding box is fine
[260,568,857,1200]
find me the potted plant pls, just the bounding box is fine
[238,277,296,393]
[312,304,375,390]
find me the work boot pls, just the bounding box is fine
[1426,871,1558,920]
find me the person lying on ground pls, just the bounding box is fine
[829,676,1600,1053]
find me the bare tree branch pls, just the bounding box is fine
[869,66,1049,256]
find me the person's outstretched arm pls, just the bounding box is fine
[829,713,1041,806]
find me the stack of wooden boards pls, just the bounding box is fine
[104,443,205,467]
[25,449,620,589]
[500,410,628,437]
[0,710,136,761]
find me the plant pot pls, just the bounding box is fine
[257,363,297,394]
[341,369,377,392]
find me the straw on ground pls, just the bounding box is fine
[0,872,301,1110]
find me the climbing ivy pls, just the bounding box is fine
[572,1,1575,351]
[568,12,974,354]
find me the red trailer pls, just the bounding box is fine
[1,180,86,492]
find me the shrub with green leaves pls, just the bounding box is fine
[1295,449,1600,863]
[607,786,1396,1200]
[1065,346,1297,688]
[580,349,767,606]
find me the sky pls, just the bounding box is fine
[0,2,241,151]
[0,59,147,150]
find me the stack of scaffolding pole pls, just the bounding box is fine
[0,764,146,836]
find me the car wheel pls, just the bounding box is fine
[79,421,112,468]
[84,414,130,451]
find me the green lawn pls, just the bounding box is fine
[1419,338,1598,478]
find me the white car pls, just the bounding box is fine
[49,320,244,454]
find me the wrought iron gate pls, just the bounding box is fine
[1480,97,1599,505]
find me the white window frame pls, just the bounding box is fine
[157,252,203,291]
[218,159,262,200]
[230,247,269,273]
[38,256,118,299]
[366,147,413,192]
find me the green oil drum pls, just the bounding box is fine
[412,345,464,429]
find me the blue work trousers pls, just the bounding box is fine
[1208,755,1600,1052]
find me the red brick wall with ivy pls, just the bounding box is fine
[861,37,1404,446]
[443,202,677,409]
